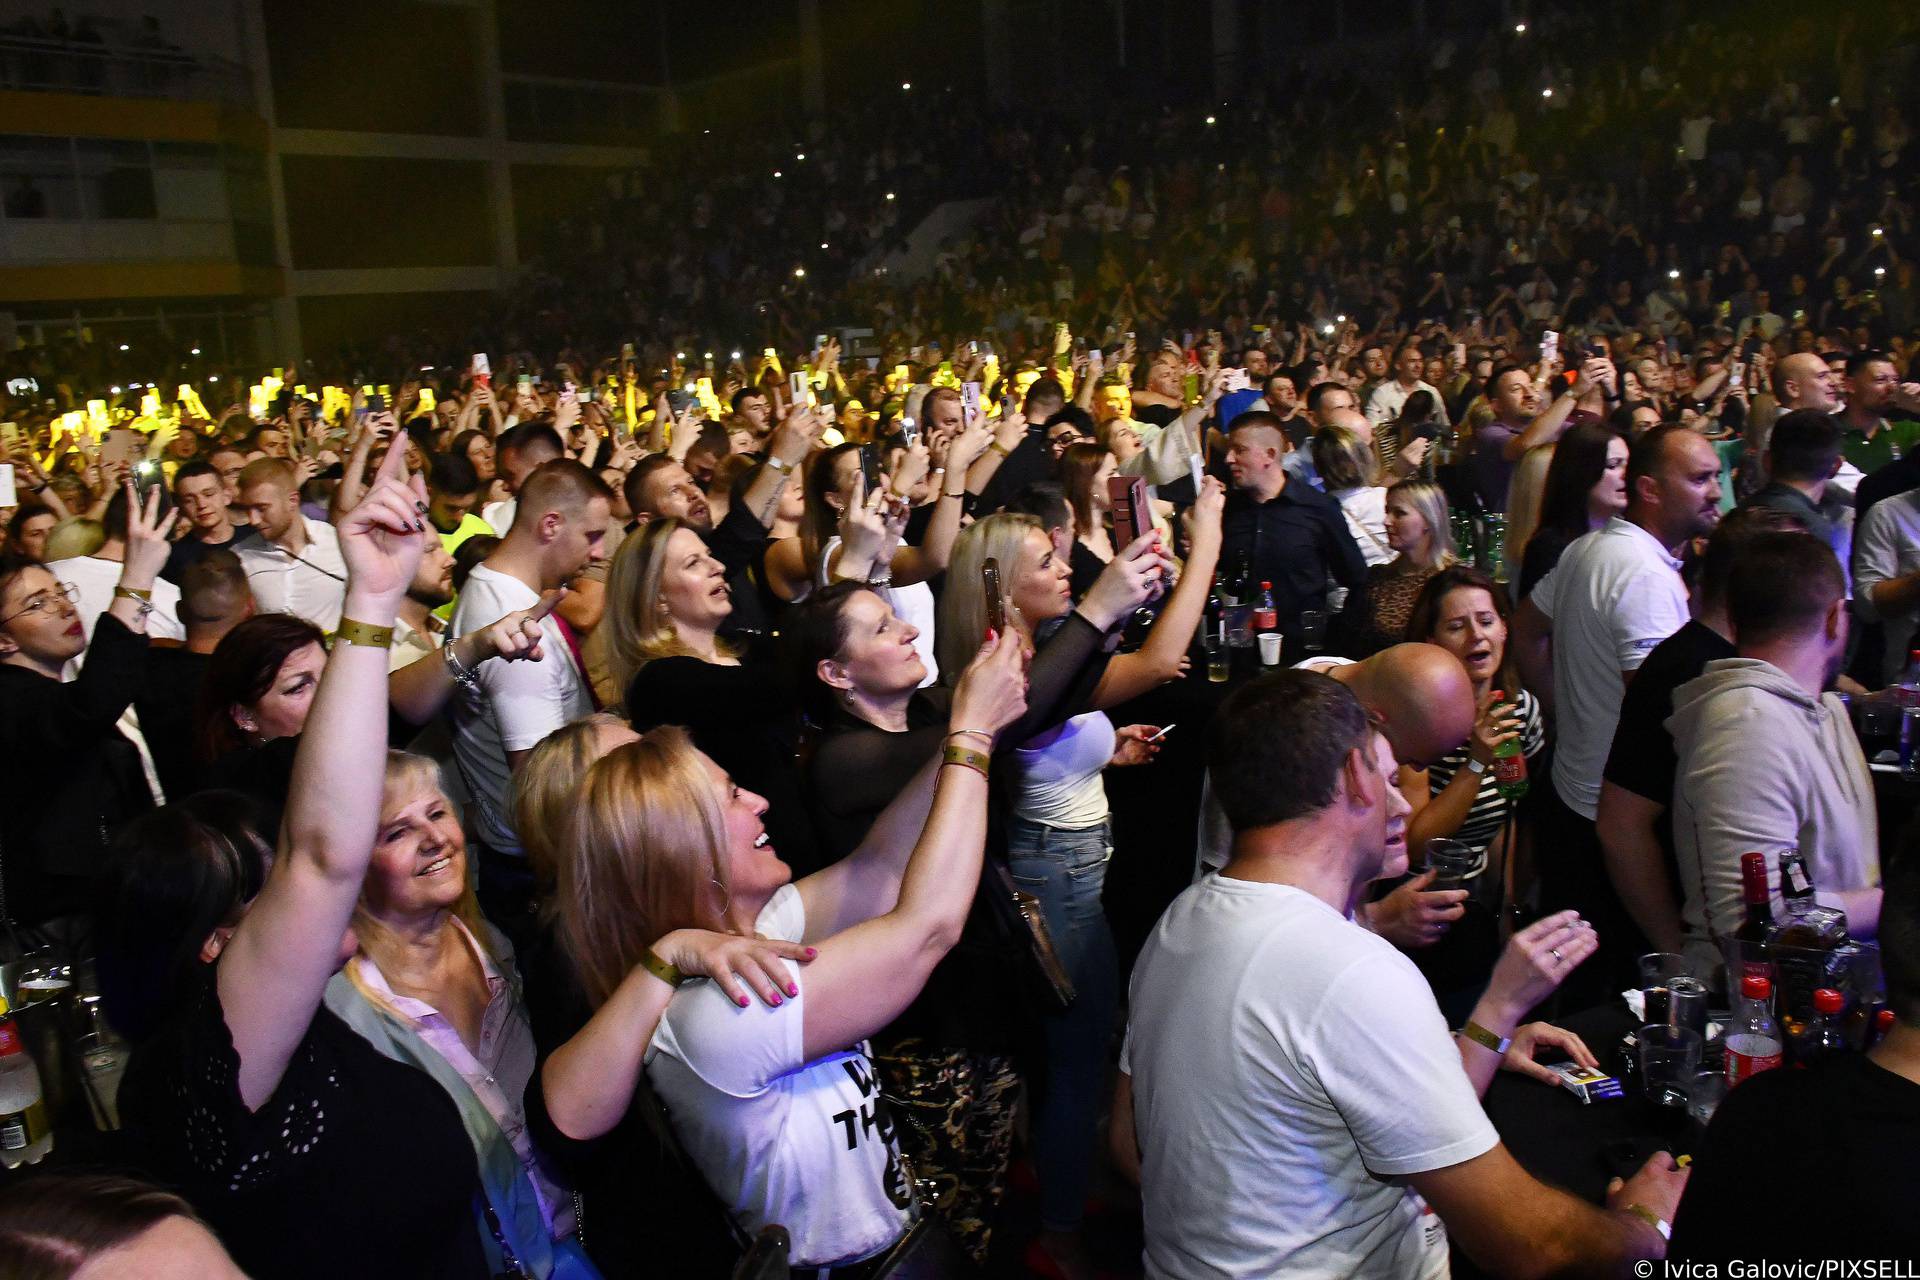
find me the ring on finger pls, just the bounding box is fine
[1550,946,1564,962]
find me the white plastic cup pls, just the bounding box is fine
[1257,632,1282,666]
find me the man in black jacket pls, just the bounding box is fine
[1219,411,1369,642]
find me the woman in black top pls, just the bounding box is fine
[604,516,822,874]
[1515,421,1630,600]
[110,447,535,1280]
[0,485,168,946]
[1059,443,1118,601]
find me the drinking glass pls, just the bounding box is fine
[1638,1025,1703,1107]
[1685,1069,1728,1129]
[1204,635,1230,683]
[1297,609,1328,654]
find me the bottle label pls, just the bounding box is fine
[1254,608,1277,630]
[1783,858,1813,899]
[1492,751,1526,785]
[1726,1046,1783,1084]
[0,1024,20,1057]
[0,1100,46,1151]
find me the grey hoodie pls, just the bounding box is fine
[1666,657,1879,971]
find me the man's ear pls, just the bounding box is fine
[1342,745,1379,812]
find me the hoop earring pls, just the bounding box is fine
[710,876,731,918]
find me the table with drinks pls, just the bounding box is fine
[0,951,131,1176]
[1483,846,1888,1208]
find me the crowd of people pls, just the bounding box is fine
[2,2,1920,1276]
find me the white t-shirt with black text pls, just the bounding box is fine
[1122,874,1498,1279]
[448,564,591,855]
[647,884,914,1268]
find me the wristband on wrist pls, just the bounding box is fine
[335,618,394,649]
[1621,1203,1671,1241]
[640,947,687,988]
[1465,756,1489,775]
[987,440,1011,458]
[1456,1020,1511,1055]
[113,585,152,602]
[942,744,991,778]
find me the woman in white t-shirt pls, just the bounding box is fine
[554,632,1029,1271]
[933,484,1222,1276]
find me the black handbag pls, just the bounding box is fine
[983,859,1076,1013]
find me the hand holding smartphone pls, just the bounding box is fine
[982,558,1007,635]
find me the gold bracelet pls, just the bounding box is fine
[112,585,152,602]
[986,440,1011,458]
[1456,1020,1511,1055]
[334,617,394,649]
[640,947,686,988]
[942,744,991,778]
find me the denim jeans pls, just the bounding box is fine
[1005,814,1117,1234]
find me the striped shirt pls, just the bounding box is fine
[1424,689,1547,880]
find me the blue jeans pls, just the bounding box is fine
[1005,815,1117,1234]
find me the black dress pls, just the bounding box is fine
[624,640,820,875]
[118,967,489,1280]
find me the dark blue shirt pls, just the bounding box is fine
[1220,480,1369,635]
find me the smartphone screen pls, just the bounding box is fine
[982,558,1007,634]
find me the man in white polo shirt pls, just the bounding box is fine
[233,458,347,631]
[451,458,611,943]
[1117,671,1685,1277]
[1513,424,1723,996]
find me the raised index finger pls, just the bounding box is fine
[527,586,566,623]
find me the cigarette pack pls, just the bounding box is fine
[1544,1061,1622,1104]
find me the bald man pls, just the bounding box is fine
[1197,644,1478,949]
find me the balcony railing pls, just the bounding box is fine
[0,34,252,108]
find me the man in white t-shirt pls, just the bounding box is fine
[1512,424,1722,997]
[1196,645,1475,952]
[451,459,610,936]
[233,458,348,631]
[1118,670,1686,1278]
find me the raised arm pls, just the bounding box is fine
[216,441,428,1110]
[792,632,1028,1059]
[889,419,990,584]
[1093,477,1222,707]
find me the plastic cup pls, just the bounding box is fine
[1257,631,1282,666]
[1638,1025,1703,1106]
[1686,1069,1728,1129]
[1424,838,1478,891]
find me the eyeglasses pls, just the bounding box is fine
[0,580,79,626]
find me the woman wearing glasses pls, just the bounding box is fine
[0,483,171,948]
